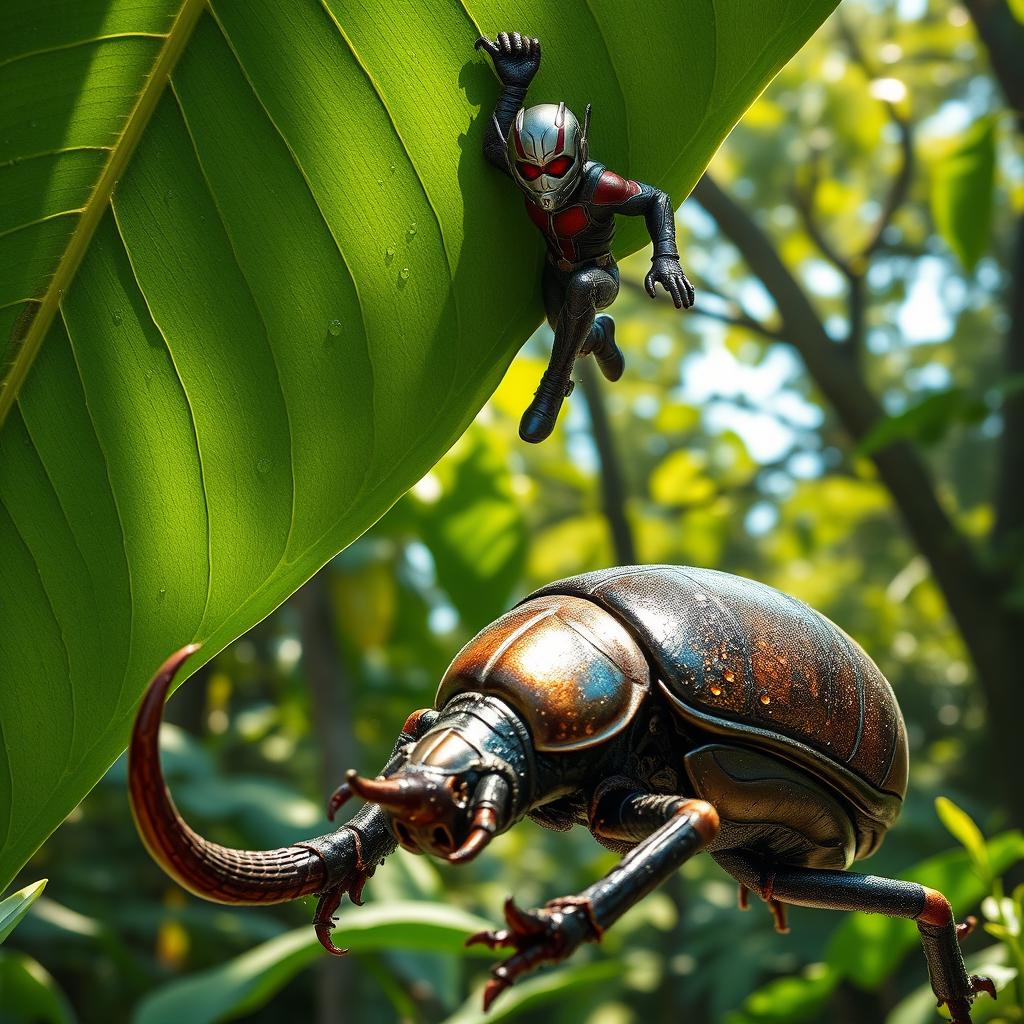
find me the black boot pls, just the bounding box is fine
[588,316,625,382]
[519,373,575,444]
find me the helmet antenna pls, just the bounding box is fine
[583,103,592,143]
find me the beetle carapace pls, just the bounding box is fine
[129,566,991,1022]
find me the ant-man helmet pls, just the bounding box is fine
[505,102,589,212]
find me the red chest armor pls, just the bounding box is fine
[525,198,591,261]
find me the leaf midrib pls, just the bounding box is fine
[0,0,208,428]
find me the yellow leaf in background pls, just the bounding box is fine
[650,450,716,506]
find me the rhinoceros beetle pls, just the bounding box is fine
[129,565,993,1019]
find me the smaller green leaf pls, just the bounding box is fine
[133,901,495,1024]
[725,964,839,1024]
[442,960,621,1024]
[1008,0,1024,25]
[650,450,716,506]
[0,879,47,945]
[0,950,74,1024]
[856,389,987,456]
[930,115,998,271]
[416,430,527,630]
[935,797,991,882]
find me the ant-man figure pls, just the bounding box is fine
[476,32,694,443]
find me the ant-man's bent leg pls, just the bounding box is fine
[521,263,620,443]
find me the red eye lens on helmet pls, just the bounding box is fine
[518,162,543,181]
[545,157,573,178]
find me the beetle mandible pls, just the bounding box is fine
[129,565,993,1020]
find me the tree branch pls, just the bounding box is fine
[578,359,637,564]
[790,17,915,359]
[963,0,1024,129]
[622,276,786,341]
[964,1,1024,553]
[293,575,356,1024]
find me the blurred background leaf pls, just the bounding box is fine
[133,904,496,1024]
[0,949,75,1024]
[929,115,997,271]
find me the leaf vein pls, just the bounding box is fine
[0,209,84,244]
[59,300,138,726]
[316,0,463,411]
[0,31,170,71]
[0,490,75,778]
[0,0,207,429]
[106,197,213,656]
[204,7,378,514]
[167,78,298,589]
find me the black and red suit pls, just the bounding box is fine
[477,31,694,443]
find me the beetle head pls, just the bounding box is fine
[339,694,532,864]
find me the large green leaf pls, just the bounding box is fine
[442,959,622,1024]
[0,0,839,888]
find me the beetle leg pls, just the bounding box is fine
[759,870,790,934]
[467,793,719,1010]
[715,851,994,1024]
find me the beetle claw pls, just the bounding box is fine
[313,888,348,956]
[971,975,996,1000]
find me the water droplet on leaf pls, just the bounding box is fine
[389,163,396,174]
[256,457,271,474]
[328,319,342,337]
[400,266,410,280]
[407,222,417,239]
[112,310,122,325]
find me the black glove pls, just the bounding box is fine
[475,32,541,89]
[645,257,695,310]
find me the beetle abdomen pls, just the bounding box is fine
[528,566,908,857]
[436,594,650,752]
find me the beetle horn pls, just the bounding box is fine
[343,771,433,815]
[129,645,328,905]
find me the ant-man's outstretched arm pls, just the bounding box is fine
[594,172,694,310]
[476,33,541,175]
